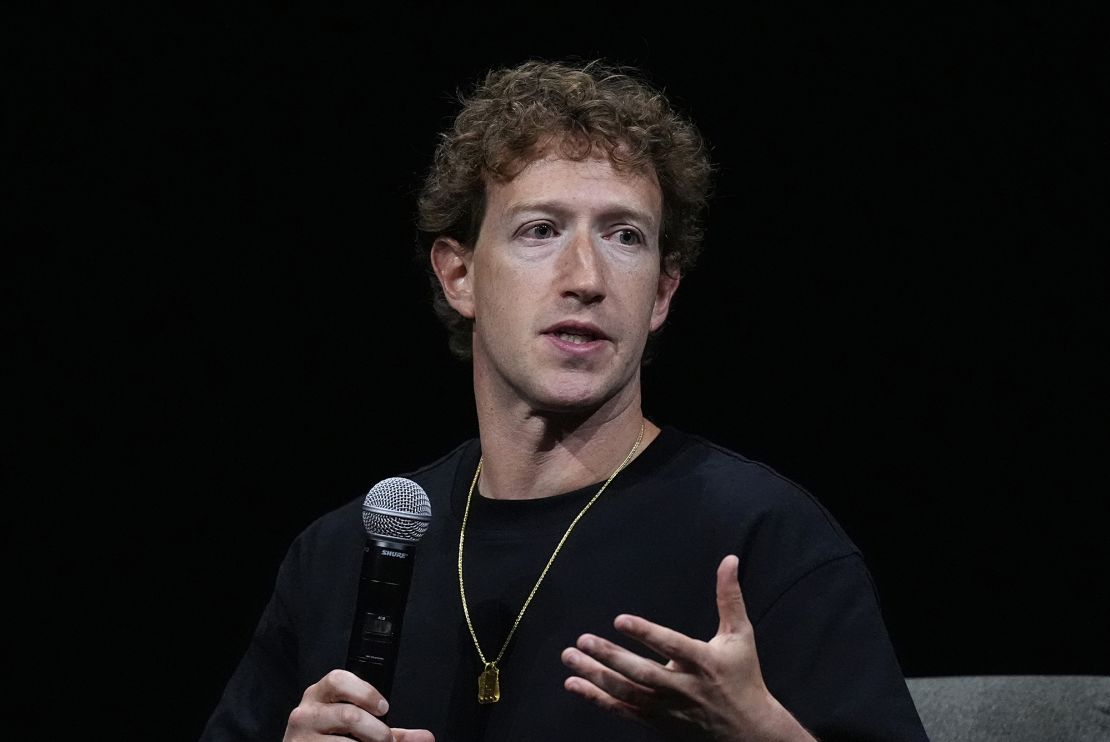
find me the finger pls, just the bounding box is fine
[715,554,751,635]
[285,699,392,742]
[612,613,706,666]
[570,633,681,692]
[563,673,648,724]
[306,669,390,717]
[392,729,436,742]
[561,645,660,707]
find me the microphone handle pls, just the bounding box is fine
[345,537,416,702]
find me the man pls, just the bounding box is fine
[200,59,927,741]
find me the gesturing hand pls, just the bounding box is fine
[561,555,814,742]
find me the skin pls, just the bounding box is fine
[282,669,433,742]
[431,151,677,501]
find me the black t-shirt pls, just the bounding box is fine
[200,427,928,741]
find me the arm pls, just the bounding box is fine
[561,555,815,742]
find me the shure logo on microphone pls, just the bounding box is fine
[382,549,408,559]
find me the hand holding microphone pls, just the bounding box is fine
[283,477,435,742]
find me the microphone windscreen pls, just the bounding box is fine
[361,477,432,543]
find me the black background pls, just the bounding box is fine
[7,4,1107,739]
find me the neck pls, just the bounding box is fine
[473,400,657,502]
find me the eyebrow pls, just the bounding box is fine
[503,200,659,233]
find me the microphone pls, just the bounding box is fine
[345,477,432,700]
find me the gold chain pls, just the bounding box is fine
[457,420,646,704]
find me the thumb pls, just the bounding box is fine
[715,554,750,635]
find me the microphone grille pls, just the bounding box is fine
[361,477,432,543]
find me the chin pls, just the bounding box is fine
[527,380,619,418]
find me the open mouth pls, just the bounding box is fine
[553,330,598,345]
[544,322,609,347]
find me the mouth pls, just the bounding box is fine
[542,322,610,346]
[552,330,598,345]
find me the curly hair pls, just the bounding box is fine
[416,58,714,360]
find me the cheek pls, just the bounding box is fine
[495,265,545,309]
[642,273,666,308]
[476,268,531,325]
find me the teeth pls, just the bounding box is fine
[556,331,593,344]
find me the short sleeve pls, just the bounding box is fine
[752,554,929,742]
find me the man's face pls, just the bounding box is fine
[444,152,679,416]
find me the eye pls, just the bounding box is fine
[614,228,643,246]
[521,222,556,240]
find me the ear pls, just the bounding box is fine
[649,265,681,331]
[430,237,476,319]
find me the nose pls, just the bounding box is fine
[558,230,605,305]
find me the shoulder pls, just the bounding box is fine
[654,427,863,589]
[663,429,813,500]
[663,428,852,536]
[285,440,475,564]
[400,439,474,512]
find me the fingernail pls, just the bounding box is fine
[378,698,389,715]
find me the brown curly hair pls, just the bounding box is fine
[416,58,714,360]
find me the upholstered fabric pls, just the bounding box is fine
[906,675,1110,741]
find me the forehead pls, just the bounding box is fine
[486,153,662,225]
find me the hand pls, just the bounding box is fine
[561,555,813,741]
[283,669,435,742]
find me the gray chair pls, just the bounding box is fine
[906,675,1110,741]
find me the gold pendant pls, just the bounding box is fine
[478,662,501,704]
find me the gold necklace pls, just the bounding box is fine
[457,421,646,704]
